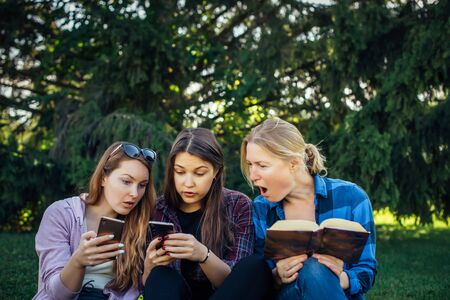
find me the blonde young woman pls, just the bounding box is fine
[240,118,377,300]
[34,142,157,300]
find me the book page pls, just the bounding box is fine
[268,220,319,231]
[319,218,367,232]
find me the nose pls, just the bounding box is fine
[129,185,139,198]
[249,166,260,182]
[184,174,195,188]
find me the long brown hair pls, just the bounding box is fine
[241,118,327,186]
[163,128,233,257]
[85,141,156,291]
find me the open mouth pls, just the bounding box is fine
[259,186,268,195]
[123,201,134,208]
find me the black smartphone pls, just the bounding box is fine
[147,221,175,249]
[97,216,125,247]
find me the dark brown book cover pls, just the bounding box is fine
[264,222,369,264]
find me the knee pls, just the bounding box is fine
[230,255,273,282]
[234,255,270,274]
[147,265,171,281]
[145,265,183,288]
[298,257,334,286]
[144,266,189,300]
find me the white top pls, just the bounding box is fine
[82,260,115,289]
[81,217,115,289]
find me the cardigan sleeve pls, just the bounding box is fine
[35,202,81,299]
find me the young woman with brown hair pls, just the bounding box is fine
[34,142,157,299]
[143,128,254,300]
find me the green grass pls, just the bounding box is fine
[366,225,450,300]
[1,219,449,299]
[0,233,38,299]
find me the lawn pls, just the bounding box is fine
[1,213,449,299]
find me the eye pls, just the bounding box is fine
[121,179,131,185]
[195,172,206,176]
[174,170,185,175]
[139,183,147,189]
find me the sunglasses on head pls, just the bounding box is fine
[109,143,157,164]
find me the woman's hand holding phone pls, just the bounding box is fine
[72,231,124,268]
[162,233,208,262]
[142,237,175,285]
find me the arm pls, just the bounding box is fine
[345,188,377,295]
[163,233,231,287]
[222,193,255,268]
[60,232,121,291]
[142,237,176,285]
[164,192,255,287]
[313,187,377,294]
[35,203,81,300]
[35,203,126,299]
[252,197,276,270]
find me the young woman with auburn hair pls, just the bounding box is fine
[34,142,157,299]
[143,128,255,300]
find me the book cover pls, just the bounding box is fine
[264,219,369,264]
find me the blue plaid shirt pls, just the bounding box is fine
[253,175,377,297]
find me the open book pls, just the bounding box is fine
[264,218,369,264]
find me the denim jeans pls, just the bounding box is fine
[277,257,347,300]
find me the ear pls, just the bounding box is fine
[101,176,106,187]
[290,157,301,171]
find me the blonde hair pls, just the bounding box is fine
[85,142,156,291]
[240,118,327,185]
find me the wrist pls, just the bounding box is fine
[199,246,210,264]
[71,253,85,270]
[272,268,282,288]
[339,271,350,290]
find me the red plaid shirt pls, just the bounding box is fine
[152,188,254,281]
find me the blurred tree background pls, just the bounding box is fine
[1,0,448,231]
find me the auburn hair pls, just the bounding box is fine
[85,141,156,291]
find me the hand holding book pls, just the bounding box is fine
[264,218,369,264]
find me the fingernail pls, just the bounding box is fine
[162,246,166,250]
[118,243,124,248]
[109,234,114,239]
[118,249,125,254]
[158,237,162,241]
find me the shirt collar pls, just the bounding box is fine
[313,174,328,199]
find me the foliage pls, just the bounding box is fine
[0,0,449,229]
[0,137,68,231]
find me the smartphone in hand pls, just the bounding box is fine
[97,216,125,246]
[147,221,175,249]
